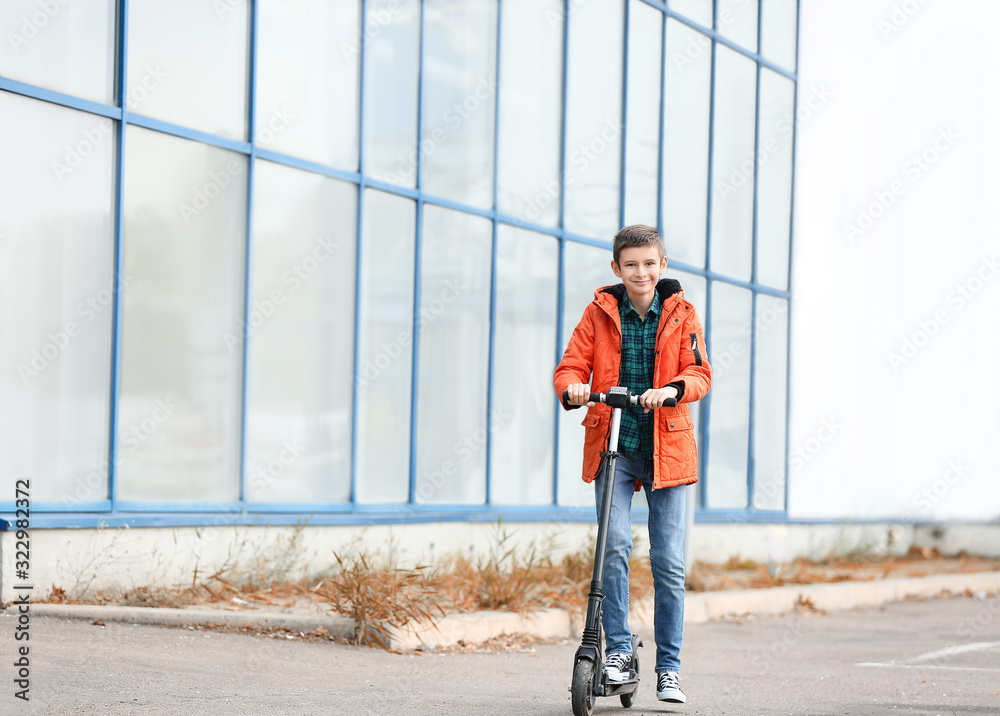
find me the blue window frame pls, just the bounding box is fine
[0,0,798,529]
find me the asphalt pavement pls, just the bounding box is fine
[3,594,998,716]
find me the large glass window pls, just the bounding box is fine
[751,296,788,511]
[127,0,250,139]
[414,206,492,504]
[356,190,416,505]
[756,69,795,290]
[710,45,757,280]
[623,0,662,229]
[117,127,246,502]
[662,20,711,269]
[670,0,712,28]
[676,272,707,506]
[496,0,563,227]
[557,241,616,508]
[564,0,624,239]
[1,0,796,525]
[245,161,357,505]
[364,0,420,188]
[0,92,115,504]
[718,0,758,52]
[422,0,498,208]
[256,0,360,169]
[491,226,558,506]
[0,0,116,104]
[705,281,752,509]
[761,0,798,71]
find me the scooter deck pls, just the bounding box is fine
[600,677,640,697]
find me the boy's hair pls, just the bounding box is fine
[612,224,665,265]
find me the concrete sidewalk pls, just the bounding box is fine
[20,570,1000,651]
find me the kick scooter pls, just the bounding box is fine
[563,386,676,716]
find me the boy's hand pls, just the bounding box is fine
[566,383,596,407]
[638,386,679,413]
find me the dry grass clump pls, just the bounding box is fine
[431,524,653,614]
[434,525,583,612]
[315,551,445,650]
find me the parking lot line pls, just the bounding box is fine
[857,640,1000,672]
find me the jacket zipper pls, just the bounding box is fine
[690,333,702,366]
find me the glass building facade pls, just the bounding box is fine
[0,0,797,528]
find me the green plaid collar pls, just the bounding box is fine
[621,289,661,321]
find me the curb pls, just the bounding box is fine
[15,571,1000,650]
[677,570,1000,625]
[388,607,572,651]
[24,604,356,640]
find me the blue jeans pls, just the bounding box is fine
[594,451,686,673]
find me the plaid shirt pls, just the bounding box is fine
[617,290,659,459]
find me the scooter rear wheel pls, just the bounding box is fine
[571,659,596,716]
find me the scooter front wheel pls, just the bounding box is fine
[571,659,597,716]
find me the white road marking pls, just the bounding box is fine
[906,642,1000,663]
[857,640,1000,672]
[857,663,1000,673]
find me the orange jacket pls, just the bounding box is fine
[553,279,712,490]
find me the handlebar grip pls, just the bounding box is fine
[562,390,605,406]
[628,396,678,408]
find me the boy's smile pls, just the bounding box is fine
[611,245,668,313]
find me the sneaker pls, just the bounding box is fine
[656,671,686,703]
[603,652,632,682]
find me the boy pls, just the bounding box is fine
[553,224,711,704]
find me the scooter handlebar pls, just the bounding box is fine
[562,387,677,409]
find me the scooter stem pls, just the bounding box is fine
[582,406,623,641]
[591,407,622,587]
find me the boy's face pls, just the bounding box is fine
[611,245,667,298]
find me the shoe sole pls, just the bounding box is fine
[605,655,633,683]
[605,667,630,682]
[657,690,686,703]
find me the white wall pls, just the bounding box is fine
[789,0,1000,520]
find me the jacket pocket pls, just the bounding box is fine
[663,414,695,432]
[658,411,698,481]
[582,408,609,481]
